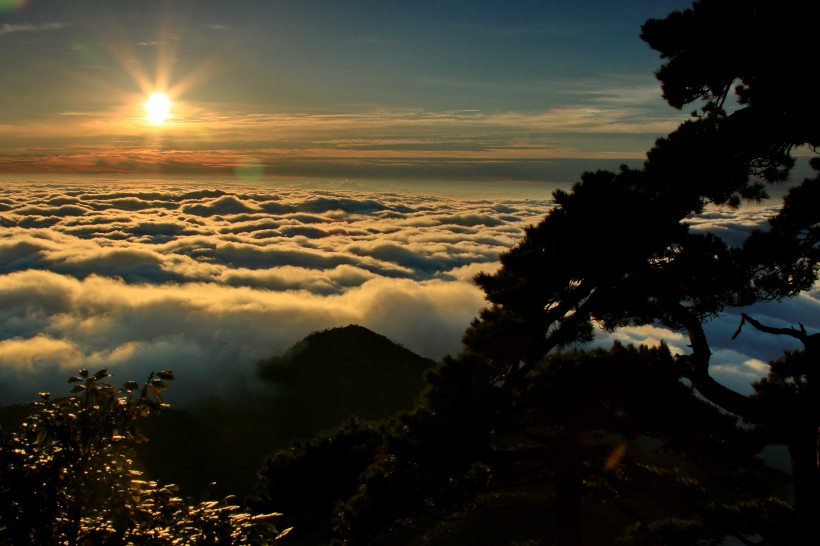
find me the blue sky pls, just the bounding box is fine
[0,0,695,180]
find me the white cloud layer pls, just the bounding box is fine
[0,178,816,406]
[0,177,546,403]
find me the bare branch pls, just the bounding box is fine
[735,313,809,344]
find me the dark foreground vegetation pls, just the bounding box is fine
[2,0,818,543]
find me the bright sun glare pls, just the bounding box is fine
[145,93,172,124]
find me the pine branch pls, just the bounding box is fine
[673,305,755,421]
[733,313,808,343]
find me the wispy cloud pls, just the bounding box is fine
[0,99,683,178]
[0,22,65,37]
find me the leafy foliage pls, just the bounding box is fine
[642,0,820,183]
[0,369,289,545]
[253,344,789,545]
[252,418,385,542]
[743,166,820,299]
[458,0,820,541]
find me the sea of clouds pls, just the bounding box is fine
[0,176,817,405]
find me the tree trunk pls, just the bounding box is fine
[554,428,583,546]
[788,422,820,545]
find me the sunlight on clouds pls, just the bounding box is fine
[600,325,773,395]
[1,177,816,406]
[599,324,689,356]
[0,99,685,175]
[710,352,771,395]
[0,270,486,403]
[0,178,549,403]
[340,276,487,358]
[0,335,84,372]
[217,264,379,293]
[685,204,781,247]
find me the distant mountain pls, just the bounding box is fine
[257,324,436,431]
[0,325,437,499]
[0,403,33,430]
[147,324,436,497]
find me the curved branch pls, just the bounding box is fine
[733,313,809,344]
[504,282,602,389]
[672,305,756,420]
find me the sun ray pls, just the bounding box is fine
[79,4,212,125]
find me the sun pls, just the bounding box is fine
[145,93,172,124]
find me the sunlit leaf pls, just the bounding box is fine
[0,367,270,543]
[251,512,283,521]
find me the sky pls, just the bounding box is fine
[0,0,695,181]
[1,1,817,409]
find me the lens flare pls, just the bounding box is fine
[145,93,172,124]
[0,1,29,13]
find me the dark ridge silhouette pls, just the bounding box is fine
[0,403,33,430]
[169,324,436,498]
[257,324,435,430]
[0,325,436,500]
[152,324,434,497]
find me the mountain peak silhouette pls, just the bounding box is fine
[258,324,435,423]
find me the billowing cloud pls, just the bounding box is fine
[0,178,816,409]
[0,178,549,404]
